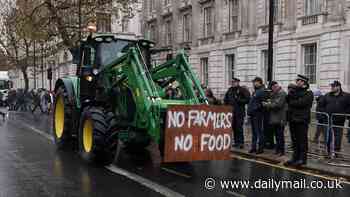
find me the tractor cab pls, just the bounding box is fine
[73,34,154,71]
[71,33,155,103]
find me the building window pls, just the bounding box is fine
[303,43,317,84]
[165,20,172,46]
[305,0,321,16]
[226,54,235,83]
[150,0,156,13]
[122,19,129,32]
[228,0,239,32]
[203,6,213,37]
[149,23,157,41]
[265,0,280,24]
[200,58,209,87]
[183,13,191,42]
[96,13,111,32]
[262,50,269,82]
[164,0,171,7]
[166,53,173,61]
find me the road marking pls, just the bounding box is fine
[161,167,192,179]
[17,121,54,142]
[327,162,350,168]
[231,154,350,185]
[106,165,185,197]
[14,118,186,197]
[226,190,247,197]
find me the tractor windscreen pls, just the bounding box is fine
[96,40,131,67]
[0,80,10,90]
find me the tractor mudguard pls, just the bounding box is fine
[55,77,80,109]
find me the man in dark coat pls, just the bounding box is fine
[324,81,350,156]
[247,77,266,154]
[224,78,251,149]
[285,75,314,166]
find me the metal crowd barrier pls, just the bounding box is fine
[240,110,350,164]
[309,111,330,156]
[329,113,350,159]
[307,112,350,161]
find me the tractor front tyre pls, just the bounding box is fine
[53,86,73,150]
[79,107,116,166]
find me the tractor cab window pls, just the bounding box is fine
[96,40,131,67]
[82,46,96,67]
[0,80,10,90]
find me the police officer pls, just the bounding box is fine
[285,75,314,166]
[224,78,251,149]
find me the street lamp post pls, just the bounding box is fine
[267,0,275,86]
[78,0,82,41]
[33,40,37,89]
[48,60,54,92]
[41,42,44,89]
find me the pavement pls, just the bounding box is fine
[1,109,350,197]
[231,123,350,180]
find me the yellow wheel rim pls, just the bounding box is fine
[83,119,93,153]
[55,96,64,139]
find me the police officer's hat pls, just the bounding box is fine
[296,74,309,83]
[232,78,240,82]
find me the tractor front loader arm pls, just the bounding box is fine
[150,50,208,104]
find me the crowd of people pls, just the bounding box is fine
[5,88,53,114]
[204,74,350,167]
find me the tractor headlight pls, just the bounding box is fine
[85,75,93,82]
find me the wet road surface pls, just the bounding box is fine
[1,111,350,197]
[0,113,163,197]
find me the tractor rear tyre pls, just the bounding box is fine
[79,107,116,165]
[53,86,73,150]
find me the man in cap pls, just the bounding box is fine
[285,75,314,166]
[224,78,251,149]
[247,77,266,154]
[324,80,350,157]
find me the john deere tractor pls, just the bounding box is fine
[53,33,207,165]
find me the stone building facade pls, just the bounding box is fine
[142,0,350,98]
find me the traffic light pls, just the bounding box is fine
[47,68,52,80]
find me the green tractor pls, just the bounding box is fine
[53,33,208,165]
